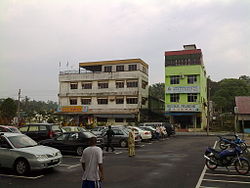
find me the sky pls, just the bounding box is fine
[0,0,249,102]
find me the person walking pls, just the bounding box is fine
[105,126,115,152]
[128,129,135,157]
[80,137,104,188]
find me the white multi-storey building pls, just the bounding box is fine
[58,59,149,126]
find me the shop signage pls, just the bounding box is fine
[58,106,88,113]
[166,86,199,93]
[166,104,200,112]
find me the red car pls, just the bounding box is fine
[0,125,21,133]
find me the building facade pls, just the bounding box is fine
[165,45,207,130]
[235,96,250,133]
[57,59,149,126]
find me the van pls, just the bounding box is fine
[19,123,63,141]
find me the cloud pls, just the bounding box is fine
[0,0,249,101]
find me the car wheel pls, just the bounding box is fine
[120,140,128,148]
[76,146,84,156]
[14,159,30,175]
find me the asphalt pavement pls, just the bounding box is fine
[1,135,250,188]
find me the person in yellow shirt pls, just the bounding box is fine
[128,129,135,157]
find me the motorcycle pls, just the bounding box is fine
[204,143,250,175]
[218,134,247,151]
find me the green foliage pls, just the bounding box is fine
[0,98,17,123]
[239,75,250,86]
[149,83,165,100]
[211,77,250,112]
[20,96,58,117]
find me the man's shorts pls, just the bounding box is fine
[82,180,102,188]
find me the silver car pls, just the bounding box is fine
[0,132,62,175]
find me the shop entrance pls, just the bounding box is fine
[173,116,193,129]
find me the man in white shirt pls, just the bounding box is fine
[80,137,104,188]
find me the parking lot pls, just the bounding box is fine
[196,141,250,188]
[0,136,250,188]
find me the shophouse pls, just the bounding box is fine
[57,59,149,126]
[165,44,207,130]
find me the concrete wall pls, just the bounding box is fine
[58,68,148,118]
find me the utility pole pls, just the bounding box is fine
[206,78,211,136]
[17,89,21,126]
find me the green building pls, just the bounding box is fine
[165,44,207,130]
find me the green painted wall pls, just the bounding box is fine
[165,65,207,128]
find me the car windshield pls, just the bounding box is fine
[8,135,38,148]
[9,127,21,133]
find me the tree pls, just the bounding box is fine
[149,83,165,100]
[239,75,250,86]
[211,78,250,112]
[0,98,17,124]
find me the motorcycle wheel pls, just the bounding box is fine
[205,156,217,170]
[219,141,227,150]
[235,159,250,175]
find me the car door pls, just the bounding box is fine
[65,132,80,152]
[39,125,48,141]
[0,136,14,168]
[26,125,39,141]
[112,129,124,145]
[50,133,69,152]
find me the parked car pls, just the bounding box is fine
[101,126,141,148]
[139,126,157,139]
[61,126,87,132]
[128,126,152,141]
[0,125,21,133]
[39,131,104,156]
[19,123,63,141]
[0,132,62,175]
[90,126,107,136]
[140,122,175,136]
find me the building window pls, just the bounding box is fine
[142,80,148,89]
[70,82,78,89]
[170,94,179,102]
[170,76,180,84]
[128,64,137,71]
[127,80,138,88]
[97,98,108,104]
[116,97,124,104]
[126,118,135,122]
[188,94,198,102]
[115,118,123,122]
[81,98,91,105]
[116,65,124,72]
[70,98,77,105]
[142,97,147,105]
[116,81,124,88]
[82,82,92,89]
[126,97,138,104]
[98,82,108,89]
[104,66,112,72]
[187,75,197,84]
[97,117,107,122]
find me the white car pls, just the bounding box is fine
[128,126,152,141]
[0,132,62,175]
